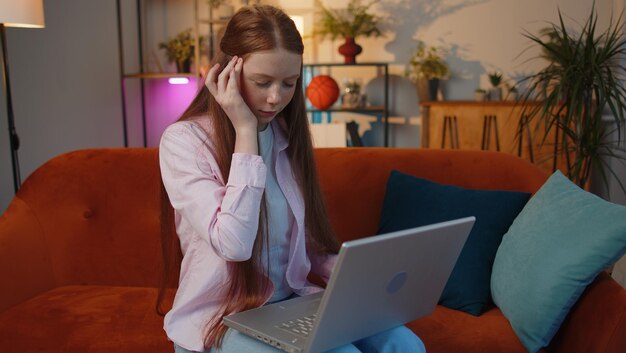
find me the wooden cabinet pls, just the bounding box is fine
[420,101,568,175]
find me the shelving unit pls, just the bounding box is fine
[199,17,229,59]
[115,0,222,147]
[303,63,390,147]
[116,2,387,148]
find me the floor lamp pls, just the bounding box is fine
[0,0,45,192]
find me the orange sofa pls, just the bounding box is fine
[0,148,624,353]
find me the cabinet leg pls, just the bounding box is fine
[452,116,459,149]
[493,116,500,151]
[441,116,449,149]
[481,116,488,150]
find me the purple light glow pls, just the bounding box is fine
[144,77,200,147]
[168,77,190,85]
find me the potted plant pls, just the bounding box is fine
[159,29,203,73]
[341,78,365,108]
[407,40,449,101]
[314,0,383,64]
[505,84,519,101]
[518,4,626,191]
[488,72,503,101]
[474,88,487,102]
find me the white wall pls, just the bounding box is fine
[0,0,124,211]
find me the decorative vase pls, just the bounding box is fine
[415,79,428,102]
[176,58,192,73]
[338,37,362,64]
[474,91,487,102]
[428,79,440,101]
[489,87,502,101]
[342,92,361,108]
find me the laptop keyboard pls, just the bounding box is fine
[276,314,317,337]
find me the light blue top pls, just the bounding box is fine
[258,125,294,302]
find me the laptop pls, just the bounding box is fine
[223,217,475,353]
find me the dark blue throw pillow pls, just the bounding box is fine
[378,171,531,316]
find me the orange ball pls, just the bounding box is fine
[306,75,339,110]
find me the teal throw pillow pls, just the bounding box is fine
[491,171,626,353]
[378,171,530,316]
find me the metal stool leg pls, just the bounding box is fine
[517,116,525,157]
[442,115,459,149]
[447,116,455,149]
[518,115,535,162]
[526,124,534,162]
[482,115,500,151]
[485,116,492,150]
[481,115,488,150]
[441,116,449,149]
[492,115,500,151]
[452,116,459,149]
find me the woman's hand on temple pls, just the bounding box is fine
[206,56,257,133]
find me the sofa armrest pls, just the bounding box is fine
[548,272,626,353]
[0,198,56,313]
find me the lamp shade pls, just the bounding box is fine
[0,0,45,28]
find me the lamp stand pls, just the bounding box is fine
[0,23,21,192]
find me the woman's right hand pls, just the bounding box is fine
[205,56,257,133]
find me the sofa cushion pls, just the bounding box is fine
[378,171,530,316]
[407,305,528,353]
[314,148,548,244]
[491,171,626,353]
[0,285,174,353]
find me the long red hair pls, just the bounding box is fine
[157,4,339,349]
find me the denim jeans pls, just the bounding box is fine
[173,325,425,353]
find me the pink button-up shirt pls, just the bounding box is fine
[159,117,337,351]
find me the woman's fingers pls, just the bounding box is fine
[205,55,255,131]
[206,56,238,95]
[205,63,220,95]
[217,56,238,93]
[227,57,243,93]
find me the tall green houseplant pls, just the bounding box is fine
[519,4,626,190]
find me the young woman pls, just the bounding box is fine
[159,4,426,353]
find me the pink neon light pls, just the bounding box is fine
[168,77,190,85]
